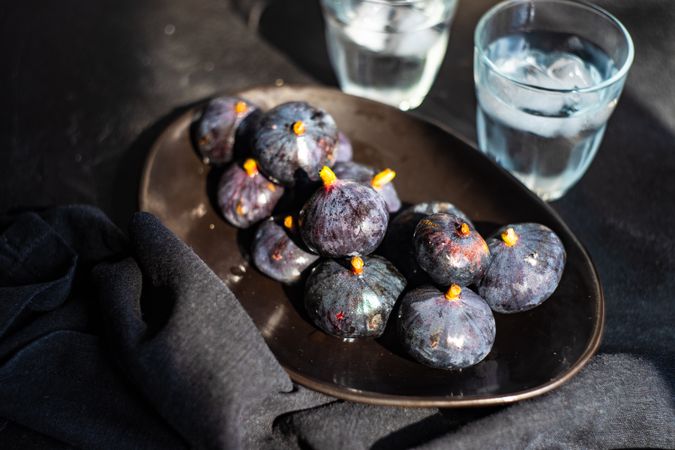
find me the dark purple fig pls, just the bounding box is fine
[335,131,353,162]
[380,202,473,285]
[398,284,495,369]
[333,162,401,213]
[478,224,566,313]
[305,255,406,339]
[251,215,319,284]
[217,159,284,228]
[252,101,338,186]
[194,96,260,164]
[414,213,490,286]
[299,166,389,257]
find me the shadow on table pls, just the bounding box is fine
[371,407,499,449]
[109,98,210,226]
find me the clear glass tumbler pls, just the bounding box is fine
[474,0,634,201]
[321,0,458,111]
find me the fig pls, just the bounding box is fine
[252,101,338,185]
[251,215,319,284]
[398,284,496,369]
[478,224,566,313]
[413,213,490,286]
[217,158,283,228]
[194,96,260,164]
[379,202,473,284]
[299,166,389,257]
[305,255,406,339]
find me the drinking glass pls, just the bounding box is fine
[321,0,459,111]
[474,0,634,200]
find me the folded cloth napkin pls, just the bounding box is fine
[0,206,673,449]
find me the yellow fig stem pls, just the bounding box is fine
[445,284,462,301]
[459,222,471,237]
[351,256,364,275]
[371,168,396,190]
[319,166,337,188]
[234,100,248,114]
[243,159,258,177]
[501,227,519,247]
[283,215,294,230]
[292,120,306,136]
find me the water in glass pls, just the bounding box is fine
[476,31,620,200]
[324,1,456,110]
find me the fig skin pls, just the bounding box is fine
[299,178,389,258]
[305,256,406,339]
[252,101,338,186]
[335,131,353,162]
[194,96,260,164]
[413,213,490,286]
[251,217,319,284]
[332,161,401,213]
[379,202,473,284]
[478,223,566,313]
[217,161,284,229]
[398,285,495,369]
[332,160,372,181]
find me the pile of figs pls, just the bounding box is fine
[192,95,566,370]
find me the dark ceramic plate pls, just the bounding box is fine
[139,85,603,407]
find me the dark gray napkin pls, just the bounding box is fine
[0,205,331,450]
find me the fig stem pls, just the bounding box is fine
[319,166,337,188]
[234,100,248,115]
[283,215,294,230]
[459,223,471,236]
[350,256,364,275]
[445,284,461,301]
[243,159,258,177]
[501,227,519,247]
[371,168,396,190]
[292,120,306,136]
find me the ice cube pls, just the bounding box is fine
[546,52,600,90]
[344,3,392,52]
[389,26,444,56]
[345,5,442,57]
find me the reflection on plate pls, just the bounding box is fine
[140,85,603,407]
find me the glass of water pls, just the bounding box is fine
[474,0,634,201]
[321,0,458,111]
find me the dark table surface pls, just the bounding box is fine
[1,0,673,447]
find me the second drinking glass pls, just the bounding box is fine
[321,0,459,111]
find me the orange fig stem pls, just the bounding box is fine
[351,256,364,275]
[283,215,294,230]
[445,284,462,301]
[501,227,519,247]
[371,168,396,190]
[234,100,248,114]
[243,159,258,177]
[292,120,306,136]
[319,166,337,188]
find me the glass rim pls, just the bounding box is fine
[323,0,449,5]
[474,0,635,94]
